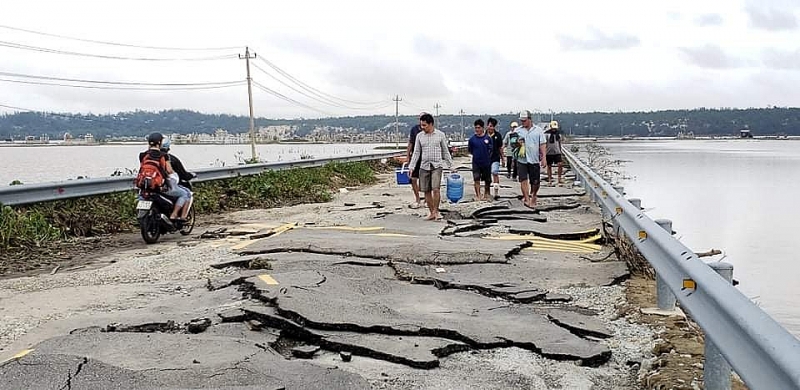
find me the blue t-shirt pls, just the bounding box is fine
[468,133,493,168]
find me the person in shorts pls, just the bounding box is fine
[468,119,493,201]
[408,113,454,221]
[545,120,564,185]
[486,117,504,199]
[515,110,547,209]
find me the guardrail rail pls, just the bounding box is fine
[0,151,403,206]
[564,148,800,390]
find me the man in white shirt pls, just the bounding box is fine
[515,110,547,209]
[408,113,454,221]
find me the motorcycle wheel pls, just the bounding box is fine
[140,213,161,244]
[180,207,195,235]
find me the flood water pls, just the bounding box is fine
[0,143,395,185]
[604,140,800,338]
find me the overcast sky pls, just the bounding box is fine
[1,0,799,118]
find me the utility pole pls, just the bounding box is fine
[459,109,465,141]
[433,102,441,128]
[392,95,402,138]
[239,46,257,161]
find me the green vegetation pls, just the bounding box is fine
[3,107,800,139]
[0,161,377,250]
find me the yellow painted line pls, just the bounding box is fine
[258,274,279,285]
[484,235,602,249]
[306,226,384,232]
[230,222,297,251]
[0,349,33,365]
[367,233,416,238]
[525,242,601,251]
[526,246,597,254]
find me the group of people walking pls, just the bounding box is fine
[405,110,564,219]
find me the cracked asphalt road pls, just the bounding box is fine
[0,161,655,389]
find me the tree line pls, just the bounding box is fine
[2,107,799,140]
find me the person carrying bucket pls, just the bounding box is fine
[408,113,454,221]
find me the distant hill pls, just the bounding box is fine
[2,107,799,140]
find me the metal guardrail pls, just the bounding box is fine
[0,151,403,206]
[563,149,800,390]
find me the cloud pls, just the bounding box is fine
[745,6,798,31]
[679,45,744,69]
[762,49,800,70]
[413,36,447,57]
[557,28,640,51]
[695,13,724,26]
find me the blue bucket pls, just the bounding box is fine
[395,163,411,185]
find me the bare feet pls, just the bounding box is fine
[425,214,436,220]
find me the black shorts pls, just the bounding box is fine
[517,163,541,185]
[546,154,562,166]
[410,159,422,179]
[472,165,491,183]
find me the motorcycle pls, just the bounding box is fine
[136,178,196,244]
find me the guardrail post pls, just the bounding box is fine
[629,198,642,210]
[654,218,677,310]
[705,261,734,390]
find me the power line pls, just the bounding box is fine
[256,56,386,107]
[0,24,241,51]
[252,80,332,116]
[251,62,390,110]
[0,78,245,91]
[0,40,237,61]
[0,70,242,86]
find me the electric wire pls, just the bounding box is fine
[255,56,386,106]
[0,70,243,86]
[0,24,240,51]
[0,40,237,61]
[251,80,332,116]
[0,78,245,90]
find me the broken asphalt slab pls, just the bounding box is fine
[0,332,370,390]
[238,270,611,366]
[501,219,600,240]
[390,253,628,294]
[547,309,613,339]
[236,229,527,265]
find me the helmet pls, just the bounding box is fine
[550,120,559,129]
[161,137,171,152]
[510,121,519,128]
[147,132,164,146]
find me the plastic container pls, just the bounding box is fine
[446,173,464,203]
[395,163,411,185]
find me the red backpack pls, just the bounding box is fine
[135,151,167,191]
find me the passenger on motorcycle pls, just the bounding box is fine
[160,138,195,220]
[138,133,191,226]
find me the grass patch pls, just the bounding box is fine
[1,161,377,250]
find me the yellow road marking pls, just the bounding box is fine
[485,235,601,249]
[306,226,384,232]
[230,222,297,251]
[258,274,279,285]
[0,349,33,366]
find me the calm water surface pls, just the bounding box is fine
[605,140,800,337]
[0,143,394,185]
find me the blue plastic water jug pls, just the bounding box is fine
[446,173,463,204]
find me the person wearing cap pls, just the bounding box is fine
[545,120,564,186]
[515,110,547,209]
[502,121,520,179]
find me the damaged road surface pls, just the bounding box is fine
[0,160,647,389]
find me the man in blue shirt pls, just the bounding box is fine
[468,118,493,201]
[516,110,547,208]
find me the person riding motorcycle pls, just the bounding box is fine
[138,133,191,227]
[160,138,195,222]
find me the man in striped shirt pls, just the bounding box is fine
[408,113,454,221]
